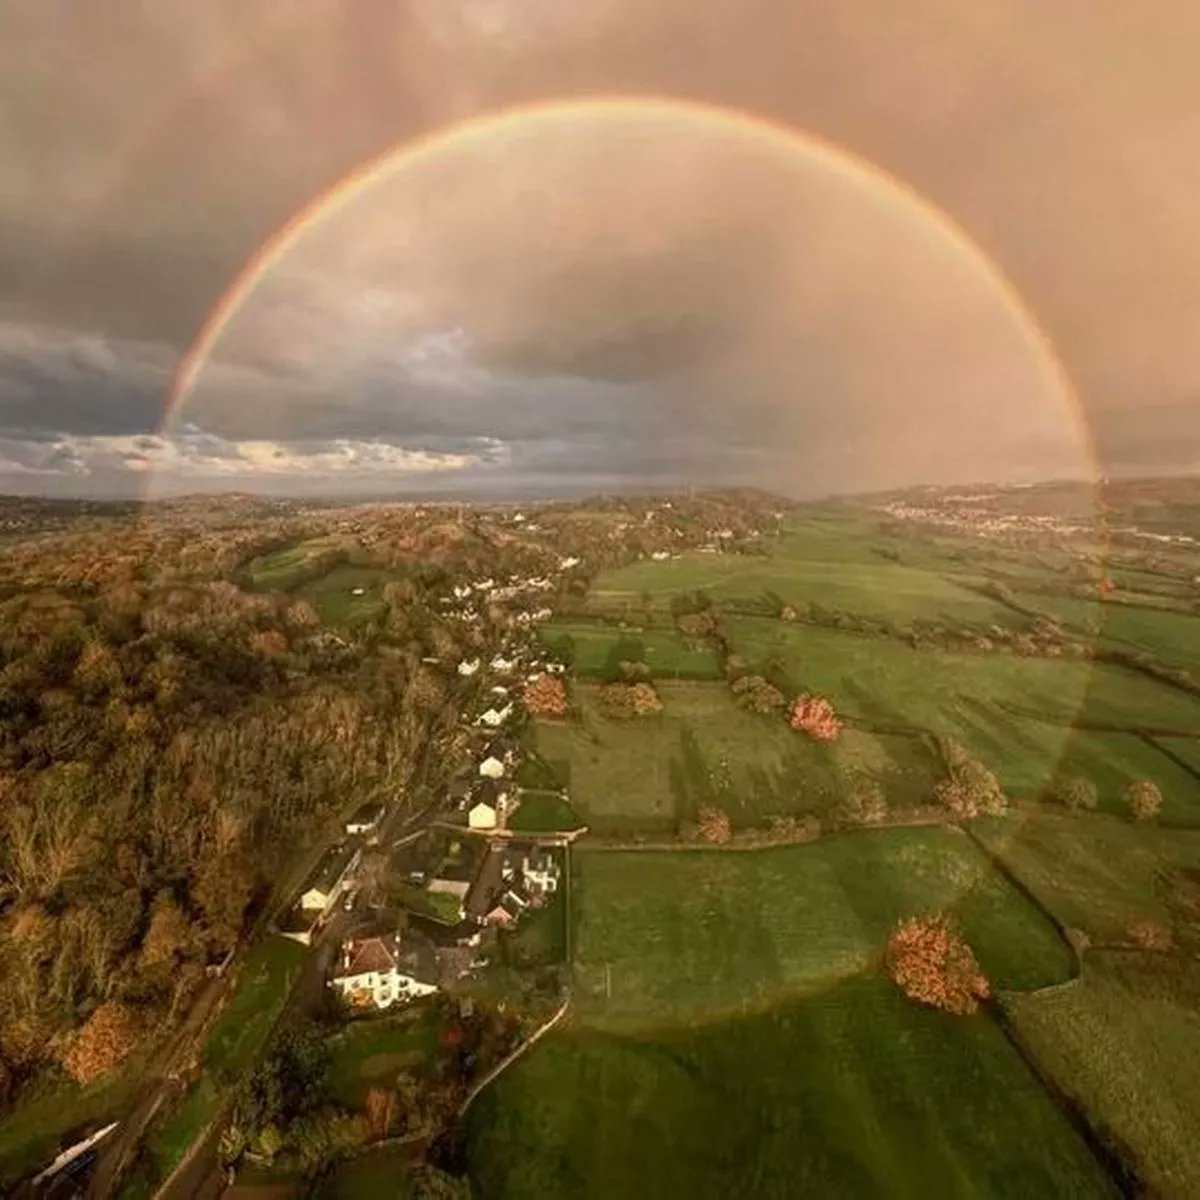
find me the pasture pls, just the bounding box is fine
[570,830,1072,1029]
[1005,952,1200,1197]
[326,1009,439,1108]
[466,828,1105,1199]
[973,808,1200,944]
[530,681,939,833]
[292,564,393,626]
[538,619,722,679]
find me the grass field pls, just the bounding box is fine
[326,1010,439,1108]
[508,790,583,832]
[531,682,939,833]
[570,829,1072,1029]
[317,1146,414,1198]
[973,809,1200,944]
[467,976,1114,1200]
[538,620,722,679]
[293,564,393,626]
[1005,951,1200,1196]
[205,937,309,1079]
[467,826,1106,1198]
[589,547,1019,630]
[1154,736,1200,776]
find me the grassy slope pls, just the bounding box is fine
[538,620,722,679]
[467,978,1113,1200]
[973,809,1200,943]
[293,565,392,627]
[1005,952,1200,1197]
[468,828,1103,1199]
[532,682,938,832]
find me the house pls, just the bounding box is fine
[351,586,366,596]
[501,846,561,900]
[299,843,362,913]
[345,802,383,836]
[457,658,481,677]
[479,755,505,779]
[490,654,516,672]
[490,685,510,698]
[278,907,321,946]
[483,891,529,927]
[651,550,670,560]
[329,933,438,1010]
[476,702,513,728]
[559,556,580,569]
[468,801,497,830]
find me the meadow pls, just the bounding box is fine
[530,681,939,833]
[466,829,1105,1198]
[570,830,1071,1029]
[538,619,723,679]
[1005,952,1200,1197]
[326,1009,439,1108]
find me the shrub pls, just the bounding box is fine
[886,914,990,1015]
[677,611,719,639]
[1126,917,1173,951]
[697,805,731,844]
[841,781,888,825]
[789,693,840,742]
[731,674,785,715]
[1052,775,1098,812]
[598,681,663,718]
[933,741,1007,817]
[1126,779,1163,822]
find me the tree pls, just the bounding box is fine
[697,805,731,844]
[789,694,840,742]
[61,1000,140,1083]
[677,611,719,639]
[598,681,662,719]
[523,674,568,718]
[140,890,192,971]
[1126,917,1173,950]
[1052,775,1098,812]
[731,674,784,715]
[364,1086,396,1141]
[886,915,990,1015]
[1126,779,1163,822]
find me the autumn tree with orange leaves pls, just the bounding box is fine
[789,693,840,742]
[886,915,990,1015]
[523,673,568,718]
[61,1001,140,1083]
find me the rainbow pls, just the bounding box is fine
[165,93,1098,481]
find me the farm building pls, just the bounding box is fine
[469,801,498,830]
[479,755,505,779]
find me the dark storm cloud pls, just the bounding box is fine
[2,0,1199,494]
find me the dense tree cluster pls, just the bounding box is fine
[730,674,785,715]
[886,915,990,1015]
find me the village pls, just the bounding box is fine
[274,566,582,1026]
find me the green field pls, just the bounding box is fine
[531,681,939,833]
[589,540,1020,630]
[244,536,352,590]
[467,978,1113,1200]
[1005,952,1200,1196]
[538,620,722,679]
[571,830,1071,1029]
[466,829,1106,1198]
[974,808,1200,944]
[293,564,393,626]
[508,790,583,832]
[326,1010,439,1108]
[317,1145,415,1198]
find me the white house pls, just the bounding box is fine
[299,844,362,913]
[457,658,481,677]
[559,556,580,569]
[351,587,366,596]
[468,801,497,830]
[478,756,505,779]
[651,551,670,560]
[490,654,516,672]
[345,803,383,836]
[329,935,437,1010]
[476,702,513,728]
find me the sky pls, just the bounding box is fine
[2,1,1199,498]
